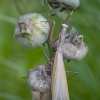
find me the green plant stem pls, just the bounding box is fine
[47,42,54,59]
[47,21,55,59]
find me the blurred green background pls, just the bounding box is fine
[0,0,100,100]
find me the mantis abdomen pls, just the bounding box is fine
[52,51,69,100]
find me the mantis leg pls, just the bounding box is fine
[47,20,55,42]
[66,71,79,80]
[22,70,78,80]
[47,20,55,58]
[63,10,74,24]
[42,20,55,58]
[41,20,55,42]
[49,36,59,44]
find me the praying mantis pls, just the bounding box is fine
[51,24,69,100]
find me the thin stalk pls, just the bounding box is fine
[46,20,55,59]
[63,10,73,24]
[40,93,44,100]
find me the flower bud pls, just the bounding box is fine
[52,28,88,61]
[14,13,50,48]
[28,62,52,93]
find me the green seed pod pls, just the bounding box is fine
[59,0,80,9]
[48,0,80,15]
[14,13,50,48]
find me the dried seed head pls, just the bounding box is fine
[28,62,52,93]
[62,37,88,61]
[52,27,88,61]
[49,0,80,14]
[14,13,50,48]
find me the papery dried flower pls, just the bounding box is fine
[14,13,50,48]
[63,35,88,61]
[52,27,88,61]
[48,0,80,15]
[28,62,52,93]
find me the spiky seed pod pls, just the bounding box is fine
[28,62,52,93]
[14,13,50,48]
[48,0,80,14]
[52,27,88,61]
